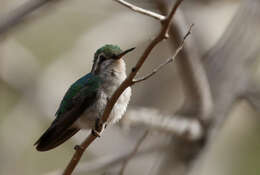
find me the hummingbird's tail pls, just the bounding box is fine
[34,126,80,151]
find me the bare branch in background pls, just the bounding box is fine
[187,2,260,173]
[0,0,58,35]
[150,0,260,175]
[76,144,167,174]
[201,0,260,131]
[45,144,168,175]
[113,0,165,21]
[62,0,185,174]
[156,0,213,120]
[119,130,149,175]
[123,108,203,140]
[242,81,260,112]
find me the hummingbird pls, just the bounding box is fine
[34,44,134,151]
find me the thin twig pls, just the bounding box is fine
[113,0,165,21]
[62,1,184,174]
[45,144,168,175]
[119,130,149,175]
[76,144,168,174]
[156,0,213,120]
[133,24,193,84]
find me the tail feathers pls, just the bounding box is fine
[35,126,79,151]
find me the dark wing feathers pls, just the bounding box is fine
[35,73,101,151]
[55,73,93,117]
[34,126,80,151]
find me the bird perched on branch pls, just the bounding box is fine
[34,44,134,151]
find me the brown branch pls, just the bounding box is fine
[133,24,193,84]
[62,1,184,174]
[45,144,169,175]
[119,130,149,175]
[62,134,97,175]
[113,0,165,21]
[0,0,57,35]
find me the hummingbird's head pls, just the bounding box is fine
[91,44,135,75]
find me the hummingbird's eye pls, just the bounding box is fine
[112,54,117,59]
[99,55,106,62]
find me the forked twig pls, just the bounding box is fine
[119,130,149,175]
[133,24,193,84]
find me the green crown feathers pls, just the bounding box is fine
[94,44,122,60]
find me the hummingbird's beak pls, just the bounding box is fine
[115,47,135,59]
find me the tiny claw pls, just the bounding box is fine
[164,32,170,39]
[95,118,102,131]
[91,129,101,137]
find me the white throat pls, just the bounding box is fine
[98,59,127,95]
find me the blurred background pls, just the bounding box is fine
[1,0,260,175]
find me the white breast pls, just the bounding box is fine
[107,87,131,124]
[74,60,131,129]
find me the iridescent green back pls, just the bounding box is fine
[55,73,101,117]
[55,45,121,117]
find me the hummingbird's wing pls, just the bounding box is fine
[34,73,101,151]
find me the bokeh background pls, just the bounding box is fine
[1,0,260,175]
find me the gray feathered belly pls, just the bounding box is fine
[74,87,131,129]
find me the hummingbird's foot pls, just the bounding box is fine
[91,129,101,137]
[91,118,104,137]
